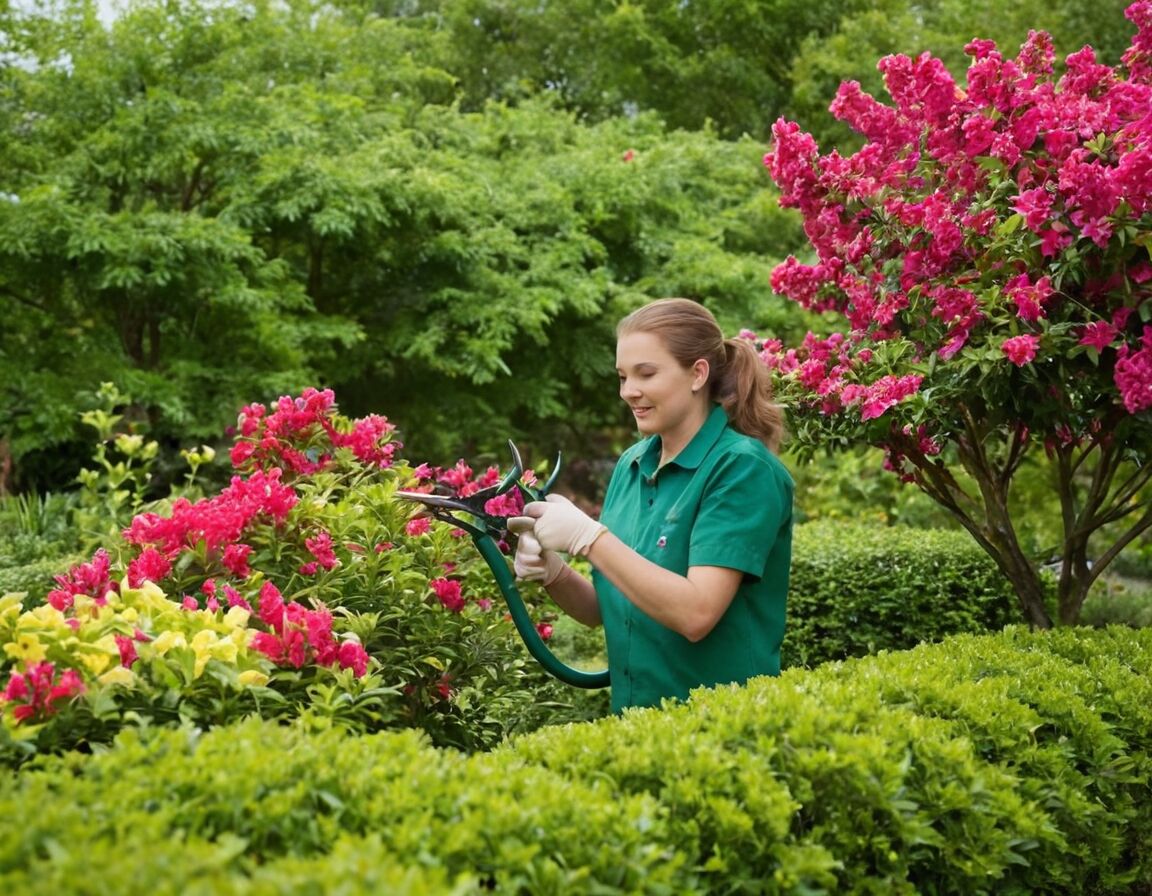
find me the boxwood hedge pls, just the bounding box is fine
[785,521,1021,668]
[0,625,1147,895]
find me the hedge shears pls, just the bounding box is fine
[395,442,609,689]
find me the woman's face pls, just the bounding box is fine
[616,330,708,441]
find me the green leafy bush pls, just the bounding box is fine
[0,554,84,602]
[0,626,1147,894]
[0,388,606,767]
[785,521,1020,668]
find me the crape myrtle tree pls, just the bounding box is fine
[760,1,1152,627]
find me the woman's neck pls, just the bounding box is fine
[658,402,711,466]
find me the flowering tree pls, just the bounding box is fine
[759,2,1152,627]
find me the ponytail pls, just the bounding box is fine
[716,338,786,453]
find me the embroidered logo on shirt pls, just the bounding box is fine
[656,535,667,548]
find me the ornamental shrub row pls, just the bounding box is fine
[0,625,1147,895]
[0,512,1015,769]
[785,521,1020,668]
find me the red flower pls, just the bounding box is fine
[114,634,139,668]
[126,547,172,588]
[337,640,369,677]
[1,662,85,724]
[429,578,466,613]
[1079,320,1119,351]
[221,543,253,578]
[1002,334,1040,366]
[47,549,115,613]
[304,530,339,570]
[405,517,431,537]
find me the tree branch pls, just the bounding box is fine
[1085,502,1152,590]
[1,287,52,316]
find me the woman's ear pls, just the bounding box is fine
[691,359,710,393]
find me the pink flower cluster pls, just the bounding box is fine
[29,386,556,717]
[429,577,466,613]
[299,530,339,576]
[1115,326,1152,412]
[124,467,297,564]
[763,1,1152,424]
[47,548,114,613]
[249,582,369,676]
[231,387,401,474]
[1,662,85,723]
[1002,334,1041,366]
[755,330,920,420]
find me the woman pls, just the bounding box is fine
[510,298,794,712]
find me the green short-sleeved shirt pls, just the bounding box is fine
[594,404,794,712]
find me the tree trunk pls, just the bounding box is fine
[906,417,1055,628]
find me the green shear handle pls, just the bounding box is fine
[396,442,609,690]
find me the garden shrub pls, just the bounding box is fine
[0,552,86,602]
[784,520,1020,668]
[0,388,606,766]
[0,625,1147,895]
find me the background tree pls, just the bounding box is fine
[0,0,811,491]
[410,0,874,139]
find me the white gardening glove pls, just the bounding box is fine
[523,494,608,557]
[507,516,569,585]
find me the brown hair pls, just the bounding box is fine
[617,298,785,452]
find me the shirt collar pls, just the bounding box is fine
[631,404,730,479]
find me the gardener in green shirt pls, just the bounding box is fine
[509,298,794,712]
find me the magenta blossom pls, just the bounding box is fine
[1115,326,1152,412]
[1,662,85,724]
[1079,320,1120,351]
[429,578,466,613]
[1002,334,1041,366]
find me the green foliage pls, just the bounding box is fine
[0,555,82,602]
[0,491,82,602]
[788,444,961,528]
[784,521,1020,668]
[1,0,814,489]
[433,0,874,140]
[1079,574,1152,627]
[0,626,1147,894]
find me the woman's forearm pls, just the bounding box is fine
[544,564,602,628]
[585,533,741,642]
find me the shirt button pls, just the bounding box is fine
[648,498,654,506]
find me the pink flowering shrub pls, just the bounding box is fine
[758,2,1152,627]
[0,388,579,764]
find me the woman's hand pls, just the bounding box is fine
[522,494,608,557]
[507,516,569,585]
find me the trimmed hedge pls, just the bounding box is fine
[0,553,83,600]
[0,626,1148,894]
[785,521,1020,668]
